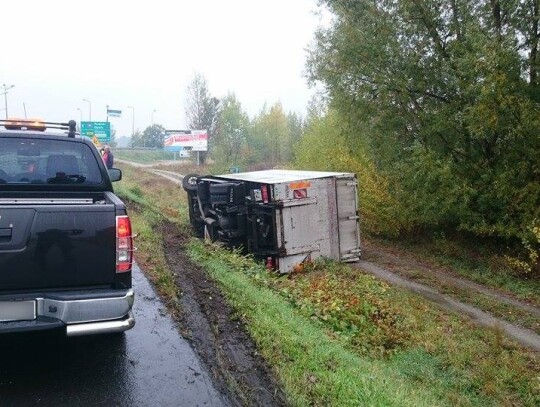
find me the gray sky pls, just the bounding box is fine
[0,0,324,138]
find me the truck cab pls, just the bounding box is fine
[0,119,135,336]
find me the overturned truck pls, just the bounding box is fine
[182,169,361,273]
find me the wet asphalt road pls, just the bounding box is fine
[0,264,229,406]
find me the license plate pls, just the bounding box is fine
[0,301,36,322]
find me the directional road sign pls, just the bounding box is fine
[81,121,111,146]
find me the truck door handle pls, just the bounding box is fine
[0,228,12,238]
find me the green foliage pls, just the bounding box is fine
[188,240,447,407]
[248,102,300,166]
[130,130,143,148]
[140,124,166,148]
[305,0,540,259]
[114,149,178,163]
[188,240,540,406]
[213,93,250,166]
[295,108,401,235]
[184,73,220,164]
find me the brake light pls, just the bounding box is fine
[116,215,133,273]
[261,184,269,203]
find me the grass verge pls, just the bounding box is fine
[188,241,448,406]
[188,241,540,407]
[114,163,185,303]
[115,148,185,163]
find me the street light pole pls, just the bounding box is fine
[23,102,27,119]
[151,109,156,125]
[2,84,15,119]
[77,107,83,123]
[82,98,92,121]
[128,106,135,148]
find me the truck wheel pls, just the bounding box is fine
[182,174,199,191]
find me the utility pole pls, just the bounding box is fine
[23,102,27,119]
[151,109,156,125]
[2,84,15,119]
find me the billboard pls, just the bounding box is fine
[163,130,208,152]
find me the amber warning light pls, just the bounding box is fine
[3,118,46,131]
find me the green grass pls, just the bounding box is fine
[188,241,540,406]
[115,148,189,164]
[188,241,451,407]
[114,164,184,301]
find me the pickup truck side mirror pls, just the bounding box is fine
[108,168,122,182]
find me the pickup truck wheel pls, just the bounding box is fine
[182,173,199,191]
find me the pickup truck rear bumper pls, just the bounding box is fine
[0,289,135,336]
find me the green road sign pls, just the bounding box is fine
[81,121,111,145]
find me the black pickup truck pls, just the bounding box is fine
[0,119,134,336]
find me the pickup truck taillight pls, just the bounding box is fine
[116,215,133,273]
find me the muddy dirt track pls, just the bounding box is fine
[159,221,287,407]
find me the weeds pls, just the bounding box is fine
[189,240,540,406]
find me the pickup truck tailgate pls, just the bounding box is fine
[0,203,116,291]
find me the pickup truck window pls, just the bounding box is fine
[0,137,102,185]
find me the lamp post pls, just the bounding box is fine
[77,107,83,123]
[151,109,156,125]
[128,106,135,148]
[2,84,15,119]
[23,102,27,119]
[82,98,92,121]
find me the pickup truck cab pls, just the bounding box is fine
[0,119,134,336]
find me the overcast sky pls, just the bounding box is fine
[0,0,325,138]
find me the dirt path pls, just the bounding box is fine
[115,158,154,168]
[116,159,186,185]
[363,240,540,314]
[160,221,287,407]
[148,169,184,185]
[355,259,540,352]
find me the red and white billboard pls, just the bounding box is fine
[164,130,208,152]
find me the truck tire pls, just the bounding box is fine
[182,174,199,191]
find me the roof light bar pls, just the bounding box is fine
[0,119,78,137]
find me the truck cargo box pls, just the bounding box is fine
[183,170,361,273]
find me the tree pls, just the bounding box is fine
[184,73,219,163]
[213,93,250,166]
[141,124,165,148]
[249,102,291,166]
[131,130,143,147]
[109,125,117,148]
[307,0,540,243]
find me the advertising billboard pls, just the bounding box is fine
[163,130,208,152]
